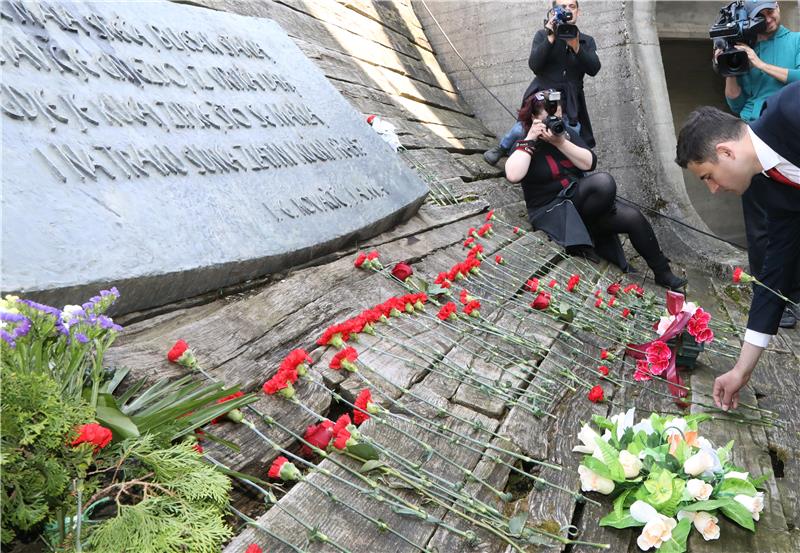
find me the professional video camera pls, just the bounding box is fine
[548,6,578,40]
[709,0,767,77]
[541,90,566,136]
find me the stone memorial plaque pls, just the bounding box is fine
[0,0,428,312]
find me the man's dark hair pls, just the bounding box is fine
[552,0,579,7]
[675,107,747,168]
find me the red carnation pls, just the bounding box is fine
[587,385,604,403]
[71,423,113,451]
[607,296,617,307]
[463,299,481,317]
[391,262,413,281]
[246,545,263,553]
[301,420,334,457]
[607,282,621,296]
[330,347,359,372]
[594,297,604,308]
[600,349,609,360]
[268,455,300,481]
[464,236,475,248]
[566,274,580,292]
[548,279,558,288]
[437,302,457,321]
[467,244,484,258]
[732,267,753,283]
[366,250,379,261]
[485,209,495,221]
[598,365,609,377]
[354,388,375,425]
[621,308,631,318]
[466,227,477,238]
[531,292,550,310]
[211,391,245,424]
[333,414,353,449]
[495,254,505,265]
[354,252,368,268]
[526,278,539,293]
[513,226,521,234]
[167,339,196,368]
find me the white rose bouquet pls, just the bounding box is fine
[573,409,766,552]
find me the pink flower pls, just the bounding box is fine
[645,341,672,375]
[634,359,652,381]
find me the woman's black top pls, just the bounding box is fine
[519,132,597,209]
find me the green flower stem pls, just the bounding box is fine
[228,505,308,553]
[74,479,83,553]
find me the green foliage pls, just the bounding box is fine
[0,367,94,544]
[84,438,232,552]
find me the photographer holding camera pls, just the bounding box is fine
[484,0,600,166]
[504,90,686,290]
[712,0,800,326]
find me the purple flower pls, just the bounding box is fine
[18,299,60,318]
[13,317,31,339]
[1,329,15,348]
[0,312,27,324]
[75,332,89,344]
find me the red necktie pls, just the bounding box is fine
[765,167,800,189]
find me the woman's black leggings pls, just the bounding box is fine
[571,172,668,271]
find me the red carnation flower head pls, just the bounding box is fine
[330,347,359,372]
[512,226,521,234]
[621,308,631,318]
[437,302,458,321]
[594,297,604,309]
[262,371,296,399]
[167,339,197,368]
[71,423,113,452]
[463,299,481,317]
[531,292,551,310]
[463,236,475,248]
[354,388,380,425]
[548,279,558,288]
[600,349,609,360]
[485,209,495,221]
[354,252,368,268]
[623,284,644,297]
[466,227,477,238]
[466,257,481,274]
[391,262,414,281]
[435,272,452,289]
[468,244,485,259]
[607,296,617,307]
[645,340,672,375]
[211,391,245,424]
[495,254,505,265]
[301,420,334,457]
[194,442,204,454]
[459,289,475,304]
[598,365,610,377]
[366,250,379,261]
[411,292,428,311]
[732,267,754,283]
[526,278,539,293]
[566,274,580,292]
[268,455,300,481]
[477,223,493,237]
[246,545,263,553]
[607,282,621,296]
[634,359,652,381]
[282,348,313,377]
[587,385,604,403]
[365,250,382,269]
[333,414,355,450]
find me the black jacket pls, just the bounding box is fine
[522,28,601,147]
[746,82,800,335]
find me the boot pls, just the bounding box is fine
[649,255,688,291]
[483,146,505,166]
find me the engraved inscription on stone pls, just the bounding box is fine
[0,0,428,311]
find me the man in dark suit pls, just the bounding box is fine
[675,82,800,411]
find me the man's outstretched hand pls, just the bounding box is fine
[712,368,750,411]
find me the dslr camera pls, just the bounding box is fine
[540,90,566,137]
[709,0,767,77]
[549,6,578,40]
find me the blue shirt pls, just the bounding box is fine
[726,26,800,122]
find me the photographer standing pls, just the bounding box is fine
[484,1,600,166]
[716,0,800,327]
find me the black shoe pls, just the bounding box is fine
[653,271,688,291]
[779,307,796,329]
[483,146,504,166]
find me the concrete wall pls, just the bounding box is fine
[415,0,745,270]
